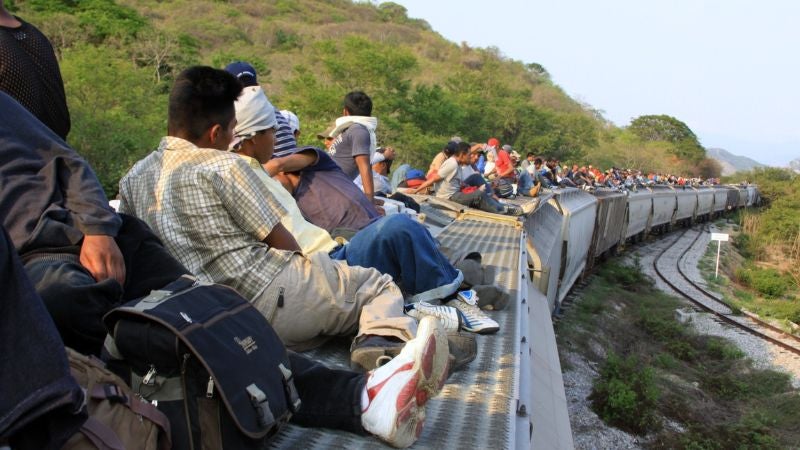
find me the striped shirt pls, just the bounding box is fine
[118,136,292,301]
[272,109,298,158]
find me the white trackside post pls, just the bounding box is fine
[710,232,729,279]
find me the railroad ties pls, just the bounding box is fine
[653,226,800,358]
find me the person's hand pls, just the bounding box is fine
[80,234,126,286]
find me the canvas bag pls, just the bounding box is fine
[62,348,171,450]
[102,275,301,450]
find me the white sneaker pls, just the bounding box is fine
[404,301,461,332]
[361,316,450,448]
[446,290,500,334]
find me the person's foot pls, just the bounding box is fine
[361,316,450,448]
[404,301,461,332]
[446,331,477,373]
[503,204,524,216]
[445,290,500,334]
[528,183,541,198]
[351,335,405,372]
[473,284,510,311]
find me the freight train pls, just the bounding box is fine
[270,183,759,450]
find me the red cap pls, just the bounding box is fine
[487,138,500,147]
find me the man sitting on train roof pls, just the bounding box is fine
[0,91,190,357]
[411,142,532,216]
[118,67,428,371]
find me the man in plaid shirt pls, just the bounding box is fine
[119,67,417,371]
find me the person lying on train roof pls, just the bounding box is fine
[0,91,190,356]
[411,142,533,216]
[118,66,432,371]
[354,151,393,197]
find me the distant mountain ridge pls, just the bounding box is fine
[789,158,800,173]
[706,147,764,175]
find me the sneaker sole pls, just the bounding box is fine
[388,317,450,448]
[463,325,500,335]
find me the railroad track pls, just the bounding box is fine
[653,225,800,357]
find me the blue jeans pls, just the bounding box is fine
[329,215,463,303]
[518,171,535,195]
[450,190,506,214]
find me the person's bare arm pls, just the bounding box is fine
[80,234,126,285]
[262,222,301,252]
[263,150,318,177]
[412,173,442,194]
[498,164,515,178]
[355,154,374,201]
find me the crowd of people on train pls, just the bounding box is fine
[0,6,517,449]
[0,5,736,448]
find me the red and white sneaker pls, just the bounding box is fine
[361,316,449,448]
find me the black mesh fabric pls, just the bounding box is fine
[0,18,70,140]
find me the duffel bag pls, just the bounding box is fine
[102,275,301,450]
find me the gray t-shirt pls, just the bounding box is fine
[330,123,371,179]
[435,157,462,199]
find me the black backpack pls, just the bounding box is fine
[102,275,301,450]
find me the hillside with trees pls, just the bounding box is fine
[8,0,721,194]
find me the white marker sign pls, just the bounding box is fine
[710,232,729,277]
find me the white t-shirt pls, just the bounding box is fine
[238,154,338,255]
[435,157,462,199]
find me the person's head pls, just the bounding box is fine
[371,152,389,175]
[168,66,242,150]
[224,61,259,87]
[526,152,535,161]
[469,145,482,165]
[444,140,458,157]
[454,141,471,164]
[231,86,278,163]
[280,110,300,140]
[343,91,372,116]
[487,137,500,149]
[534,157,543,168]
[502,144,513,154]
[317,123,336,150]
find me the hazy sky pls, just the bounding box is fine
[395,0,799,166]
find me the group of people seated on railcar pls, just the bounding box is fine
[0,7,521,447]
[408,136,726,204]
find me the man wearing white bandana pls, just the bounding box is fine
[229,86,470,315]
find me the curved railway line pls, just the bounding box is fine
[653,226,800,357]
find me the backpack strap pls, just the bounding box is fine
[79,417,125,450]
[89,384,172,450]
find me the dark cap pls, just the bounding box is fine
[224,61,258,87]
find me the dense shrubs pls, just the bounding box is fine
[590,352,660,433]
[735,265,794,298]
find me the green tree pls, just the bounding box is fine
[628,114,705,162]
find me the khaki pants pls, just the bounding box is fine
[253,252,417,350]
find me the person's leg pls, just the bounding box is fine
[24,253,123,355]
[115,214,189,300]
[254,252,417,349]
[333,215,463,303]
[22,215,189,355]
[517,171,534,195]
[287,352,366,434]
